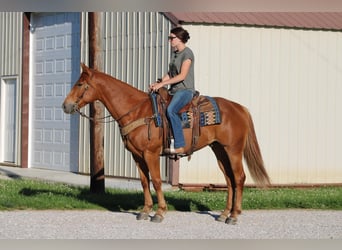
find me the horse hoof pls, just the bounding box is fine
[225,217,238,225]
[150,214,164,223]
[216,214,228,222]
[136,212,149,220]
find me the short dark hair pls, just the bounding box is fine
[171,27,190,43]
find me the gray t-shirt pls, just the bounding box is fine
[168,47,195,95]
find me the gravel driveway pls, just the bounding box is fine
[0,209,341,239]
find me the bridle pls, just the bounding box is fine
[74,81,115,123]
[74,81,151,125]
[70,79,157,139]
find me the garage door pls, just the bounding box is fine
[30,13,80,171]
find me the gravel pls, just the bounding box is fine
[0,210,341,239]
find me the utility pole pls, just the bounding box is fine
[88,12,105,193]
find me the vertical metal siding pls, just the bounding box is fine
[179,24,342,185]
[0,12,22,166]
[78,12,90,174]
[78,12,171,180]
[0,12,22,76]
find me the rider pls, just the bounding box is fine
[150,26,196,154]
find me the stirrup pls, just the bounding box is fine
[164,147,185,155]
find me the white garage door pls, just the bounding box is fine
[30,13,80,171]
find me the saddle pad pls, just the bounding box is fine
[181,96,221,128]
[150,92,221,128]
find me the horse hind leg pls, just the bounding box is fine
[225,151,246,225]
[217,167,234,223]
[210,142,234,222]
[211,142,246,225]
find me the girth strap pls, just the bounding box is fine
[120,117,152,137]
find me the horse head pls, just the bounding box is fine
[62,63,98,114]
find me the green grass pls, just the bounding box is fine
[0,178,341,211]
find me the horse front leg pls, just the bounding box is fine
[134,156,153,220]
[145,152,167,223]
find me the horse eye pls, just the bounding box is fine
[77,82,83,87]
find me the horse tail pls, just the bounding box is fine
[243,110,271,187]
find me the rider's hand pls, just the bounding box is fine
[149,82,161,92]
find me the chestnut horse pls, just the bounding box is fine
[62,63,270,224]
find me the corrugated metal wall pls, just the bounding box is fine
[78,12,172,180]
[3,12,340,185]
[0,12,22,76]
[0,12,22,166]
[179,24,342,185]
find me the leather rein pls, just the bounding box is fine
[74,82,114,123]
[74,82,154,137]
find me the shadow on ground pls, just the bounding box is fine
[18,187,212,214]
[0,167,22,180]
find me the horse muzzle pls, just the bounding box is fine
[62,102,78,114]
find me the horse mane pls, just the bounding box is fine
[91,68,148,96]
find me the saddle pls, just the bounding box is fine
[150,88,221,157]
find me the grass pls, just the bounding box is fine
[0,178,342,211]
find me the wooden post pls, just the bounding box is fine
[168,159,180,186]
[21,13,31,168]
[88,12,105,193]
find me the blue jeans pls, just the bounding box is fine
[166,89,194,148]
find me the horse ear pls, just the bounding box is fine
[81,63,88,72]
[80,63,92,77]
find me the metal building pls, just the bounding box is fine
[78,12,172,179]
[167,13,342,185]
[1,12,342,186]
[0,12,23,166]
[0,12,171,182]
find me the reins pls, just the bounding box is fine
[116,98,150,122]
[73,75,154,137]
[76,97,151,125]
[76,108,115,123]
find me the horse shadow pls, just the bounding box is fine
[0,167,22,180]
[18,187,218,220]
